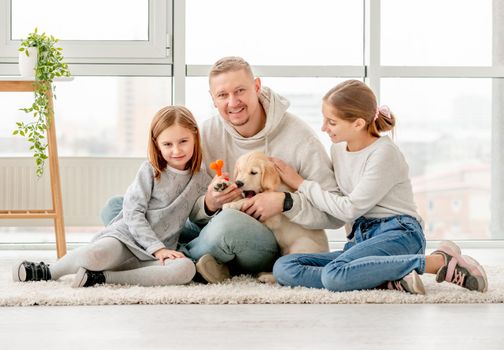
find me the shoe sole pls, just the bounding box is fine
[12,261,26,282]
[71,267,88,288]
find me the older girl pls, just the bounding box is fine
[272,80,487,294]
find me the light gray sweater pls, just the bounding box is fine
[199,86,345,230]
[93,161,210,260]
[299,136,422,232]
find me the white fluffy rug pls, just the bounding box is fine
[1,264,503,306]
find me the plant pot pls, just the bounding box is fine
[18,47,38,78]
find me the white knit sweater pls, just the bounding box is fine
[299,136,422,229]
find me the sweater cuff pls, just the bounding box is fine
[298,179,313,194]
[282,192,302,221]
[146,242,166,255]
[192,196,217,224]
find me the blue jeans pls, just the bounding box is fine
[101,197,279,274]
[273,215,426,292]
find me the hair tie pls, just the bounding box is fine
[374,105,391,121]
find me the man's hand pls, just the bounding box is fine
[153,248,186,264]
[271,157,304,190]
[204,172,242,213]
[241,191,284,222]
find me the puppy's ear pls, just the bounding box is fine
[233,164,239,181]
[234,156,244,180]
[261,160,281,192]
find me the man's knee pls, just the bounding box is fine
[200,210,277,255]
[210,208,259,229]
[189,209,279,271]
[100,196,123,226]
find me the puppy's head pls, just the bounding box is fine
[234,151,280,198]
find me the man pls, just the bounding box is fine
[102,56,344,283]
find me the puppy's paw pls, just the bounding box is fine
[213,180,232,192]
[257,272,276,284]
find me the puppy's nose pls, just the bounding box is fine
[235,180,244,188]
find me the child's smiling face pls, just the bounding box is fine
[321,102,358,144]
[156,123,195,170]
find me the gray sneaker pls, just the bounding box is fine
[431,240,488,292]
[386,270,426,295]
[195,254,230,284]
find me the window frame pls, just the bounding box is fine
[0,0,173,76]
[0,0,502,242]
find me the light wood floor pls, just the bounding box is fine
[1,248,503,350]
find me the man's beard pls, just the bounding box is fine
[230,116,249,128]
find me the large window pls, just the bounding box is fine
[0,0,170,63]
[381,0,492,66]
[0,0,503,243]
[381,78,492,240]
[11,0,149,41]
[0,77,172,157]
[186,0,363,65]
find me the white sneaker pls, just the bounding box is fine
[386,270,426,295]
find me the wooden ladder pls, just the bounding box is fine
[0,79,67,258]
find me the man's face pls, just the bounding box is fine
[209,69,262,132]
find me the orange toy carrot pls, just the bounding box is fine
[210,159,224,177]
[210,159,229,181]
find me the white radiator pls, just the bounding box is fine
[0,157,144,226]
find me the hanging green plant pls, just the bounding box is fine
[14,28,71,177]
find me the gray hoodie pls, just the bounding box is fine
[199,86,344,230]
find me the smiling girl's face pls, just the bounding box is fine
[156,123,195,170]
[321,102,359,145]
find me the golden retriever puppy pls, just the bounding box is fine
[222,151,329,283]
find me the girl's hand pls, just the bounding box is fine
[153,248,185,264]
[204,172,242,213]
[271,157,305,190]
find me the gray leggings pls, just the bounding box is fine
[50,237,195,286]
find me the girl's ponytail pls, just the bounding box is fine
[368,105,396,138]
[324,80,396,138]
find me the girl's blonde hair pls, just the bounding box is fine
[323,80,396,137]
[148,106,203,180]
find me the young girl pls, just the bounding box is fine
[13,106,210,288]
[272,80,488,294]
